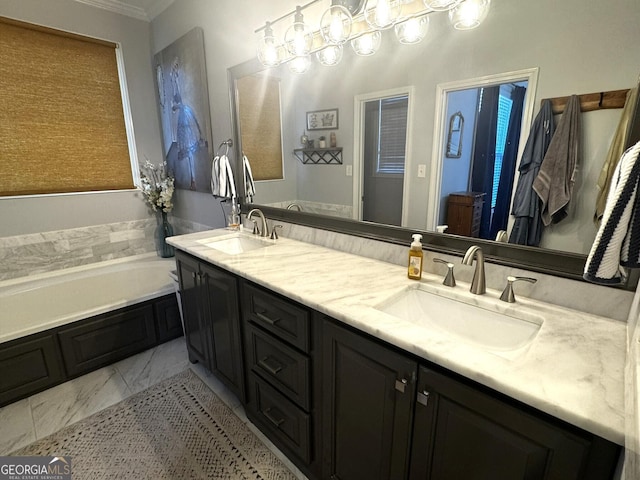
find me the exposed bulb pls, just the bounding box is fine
[423,0,464,11]
[317,45,343,66]
[256,23,280,67]
[321,4,353,45]
[395,15,430,44]
[289,55,311,74]
[351,31,382,56]
[364,0,401,30]
[448,0,491,30]
[284,8,313,56]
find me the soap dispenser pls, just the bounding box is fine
[408,234,423,280]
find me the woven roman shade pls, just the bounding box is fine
[236,73,284,181]
[0,16,133,196]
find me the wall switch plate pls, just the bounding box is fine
[417,164,426,178]
[346,165,353,176]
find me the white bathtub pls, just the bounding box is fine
[0,254,176,344]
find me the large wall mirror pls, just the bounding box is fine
[229,0,640,288]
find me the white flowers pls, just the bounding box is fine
[140,159,174,213]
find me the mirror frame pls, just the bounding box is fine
[228,59,634,289]
[445,111,464,158]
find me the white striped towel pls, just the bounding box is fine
[243,155,256,202]
[211,154,236,199]
[584,140,640,284]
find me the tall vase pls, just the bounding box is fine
[155,211,175,258]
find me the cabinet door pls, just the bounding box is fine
[201,263,245,401]
[322,319,417,480]
[409,365,611,480]
[175,251,210,365]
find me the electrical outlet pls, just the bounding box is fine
[417,164,426,178]
[346,165,353,176]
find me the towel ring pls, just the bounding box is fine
[216,139,233,157]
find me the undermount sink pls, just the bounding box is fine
[197,233,272,255]
[376,285,542,353]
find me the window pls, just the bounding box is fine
[490,93,514,209]
[374,96,408,175]
[0,16,135,197]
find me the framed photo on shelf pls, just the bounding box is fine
[306,108,339,130]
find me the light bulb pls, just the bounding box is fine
[256,23,280,67]
[321,4,353,45]
[284,8,313,56]
[394,15,430,44]
[448,0,491,30]
[351,31,382,56]
[317,45,343,66]
[289,55,311,74]
[423,0,464,11]
[364,0,401,30]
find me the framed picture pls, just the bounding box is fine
[307,109,339,130]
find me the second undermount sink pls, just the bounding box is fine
[197,233,272,255]
[376,285,543,353]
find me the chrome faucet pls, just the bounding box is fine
[247,208,269,238]
[462,245,486,295]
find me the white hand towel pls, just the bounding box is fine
[243,155,256,202]
[211,154,236,199]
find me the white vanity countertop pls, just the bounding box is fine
[168,229,626,445]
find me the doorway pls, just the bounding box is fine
[354,87,414,226]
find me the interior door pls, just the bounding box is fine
[362,96,408,226]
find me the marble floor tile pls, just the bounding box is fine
[114,337,190,394]
[30,366,131,439]
[0,398,35,455]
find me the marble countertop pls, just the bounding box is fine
[167,229,626,445]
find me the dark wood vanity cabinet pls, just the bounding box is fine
[240,282,321,479]
[175,250,244,401]
[409,365,620,480]
[321,319,418,480]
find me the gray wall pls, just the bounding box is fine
[0,0,163,236]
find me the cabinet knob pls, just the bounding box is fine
[395,378,408,393]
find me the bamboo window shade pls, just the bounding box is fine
[0,16,133,196]
[236,73,284,181]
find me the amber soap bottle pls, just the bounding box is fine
[407,234,423,280]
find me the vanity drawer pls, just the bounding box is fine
[242,283,310,352]
[245,323,310,410]
[249,374,311,463]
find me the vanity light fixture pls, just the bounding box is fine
[256,22,281,67]
[320,2,353,44]
[284,6,314,56]
[289,54,312,74]
[317,44,344,65]
[364,0,402,30]
[423,0,464,11]
[256,0,490,73]
[448,0,491,30]
[394,14,430,44]
[351,30,382,56]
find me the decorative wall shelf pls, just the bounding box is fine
[294,148,343,165]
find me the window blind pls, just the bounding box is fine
[0,16,133,196]
[377,96,408,175]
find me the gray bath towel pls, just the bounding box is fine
[532,94,582,226]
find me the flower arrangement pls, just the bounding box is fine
[139,159,174,213]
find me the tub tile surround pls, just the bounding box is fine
[0,216,213,281]
[168,228,627,446]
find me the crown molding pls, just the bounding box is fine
[71,0,174,22]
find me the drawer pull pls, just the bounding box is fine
[256,311,280,325]
[417,390,430,406]
[263,407,285,428]
[395,378,408,394]
[258,356,283,375]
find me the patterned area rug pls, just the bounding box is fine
[11,369,297,479]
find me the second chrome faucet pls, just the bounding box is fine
[462,245,485,295]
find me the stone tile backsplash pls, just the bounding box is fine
[0,216,212,281]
